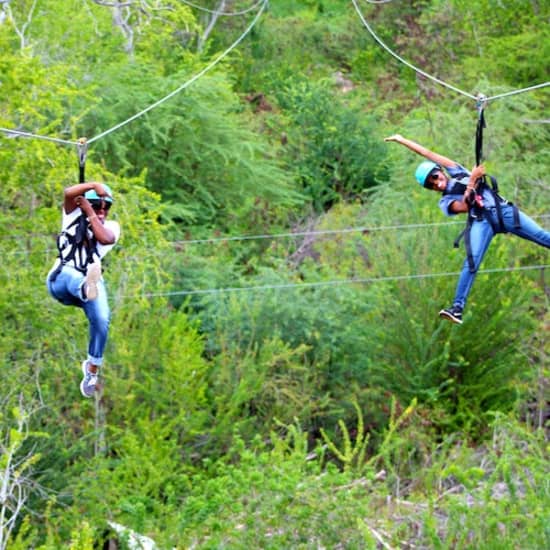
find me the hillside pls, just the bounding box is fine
[0,1,548,547]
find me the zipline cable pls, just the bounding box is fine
[4,215,550,247]
[486,82,550,102]
[0,219,463,242]
[0,127,77,146]
[3,263,547,311]
[350,0,550,103]
[0,0,267,147]
[132,263,549,298]
[87,0,268,145]
[168,214,550,245]
[351,0,476,100]
[174,220,468,245]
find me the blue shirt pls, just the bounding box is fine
[438,163,498,216]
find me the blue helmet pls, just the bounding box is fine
[84,183,114,203]
[415,161,440,187]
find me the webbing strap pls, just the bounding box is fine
[463,218,476,273]
[475,94,487,167]
[475,109,485,167]
[77,137,87,184]
[55,215,98,276]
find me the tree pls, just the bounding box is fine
[0,396,47,550]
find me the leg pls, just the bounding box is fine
[452,218,494,310]
[502,206,550,248]
[46,267,86,307]
[80,279,110,397]
[82,279,111,367]
[47,265,110,397]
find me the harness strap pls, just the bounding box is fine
[462,217,476,273]
[50,138,93,284]
[77,137,88,184]
[513,205,520,228]
[451,174,522,273]
[52,215,98,282]
[48,263,64,284]
[475,94,487,167]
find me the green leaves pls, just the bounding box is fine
[273,76,389,210]
[320,397,369,472]
[0,0,548,547]
[80,65,303,230]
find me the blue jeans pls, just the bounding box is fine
[453,204,550,309]
[46,265,111,366]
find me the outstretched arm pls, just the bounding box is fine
[384,134,458,169]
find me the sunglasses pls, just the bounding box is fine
[424,171,440,190]
[89,198,112,212]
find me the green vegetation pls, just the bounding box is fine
[1,0,548,548]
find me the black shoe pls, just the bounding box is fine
[439,305,463,325]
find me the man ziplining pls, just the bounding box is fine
[384,134,550,325]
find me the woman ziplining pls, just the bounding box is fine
[46,177,121,397]
[384,133,550,324]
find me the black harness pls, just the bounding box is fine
[446,174,520,272]
[49,214,98,282]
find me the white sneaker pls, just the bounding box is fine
[84,262,101,301]
[80,360,99,398]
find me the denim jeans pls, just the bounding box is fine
[453,204,550,309]
[46,265,111,366]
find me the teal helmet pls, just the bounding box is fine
[84,183,114,203]
[415,161,440,187]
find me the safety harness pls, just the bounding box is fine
[446,175,520,272]
[448,95,521,273]
[49,214,99,283]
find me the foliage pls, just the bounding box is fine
[0,0,548,547]
[235,0,367,92]
[45,414,545,549]
[319,396,370,472]
[269,76,389,210]
[0,400,49,550]
[81,66,304,230]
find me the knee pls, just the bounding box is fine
[98,312,111,331]
[90,310,111,334]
